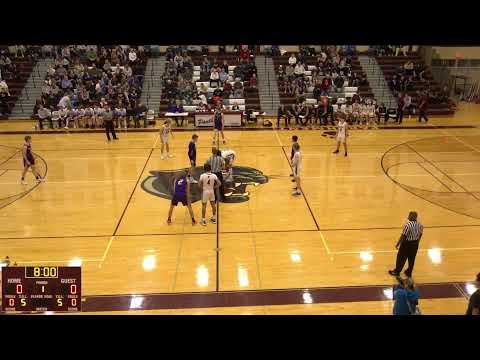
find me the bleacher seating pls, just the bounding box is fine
[159,52,261,114]
[0,47,36,117]
[375,55,454,115]
[272,53,373,107]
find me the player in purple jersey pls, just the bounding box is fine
[21,136,44,185]
[167,170,196,225]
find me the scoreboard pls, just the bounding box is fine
[1,266,81,312]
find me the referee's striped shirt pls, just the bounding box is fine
[401,220,423,241]
[207,155,224,173]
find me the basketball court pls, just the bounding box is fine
[1,104,479,314]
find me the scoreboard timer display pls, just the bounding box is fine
[1,266,81,312]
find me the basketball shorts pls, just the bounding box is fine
[293,165,301,177]
[160,135,169,144]
[336,135,346,144]
[171,195,188,206]
[23,157,35,167]
[202,190,215,203]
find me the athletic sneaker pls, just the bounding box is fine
[21,180,27,185]
[333,150,339,154]
[167,154,174,158]
[192,219,197,226]
[345,152,348,157]
[212,141,216,145]
[210,216,216,224]
[161,154,165,160]
[200,219,207,226]
[292,190,302,196]
[64,126,68,129]
[222,140,226,144]
[167,218,172,225]
[36,178,44,183]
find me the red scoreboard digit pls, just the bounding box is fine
[1,266,81,312]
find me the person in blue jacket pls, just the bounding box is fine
[393,276,420,315]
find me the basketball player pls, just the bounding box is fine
[115,103,127,129]
[290,135,298,181]
[94,104,104,128]
[198,163,221,226]
[212,105,226,145]
[188,134,198,184]
[21,136,44,185]
[333,115,348,157]
[167,170,196,226]
[160,119,174,160]
[359,100,368,127]
[291,142,302,196]
[221,148,236,167]
[352,100,360,125]
[76,107,86,128]
[366,100,377,129]
[84,105,94,128]
[344,100,353,124]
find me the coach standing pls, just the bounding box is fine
[389,211,423,278]
[104,107,118,141]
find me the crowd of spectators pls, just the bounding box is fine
[162,45,257,112]
[34,45,149,129]
[1,46,44,116]
[277,46,367,103]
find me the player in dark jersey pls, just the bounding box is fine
[167,171,196,225]
[21,136,44,185]
[187,134,199,184]
[212,105,226,145]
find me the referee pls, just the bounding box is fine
[206,147,224,201]
[389,211,423,278]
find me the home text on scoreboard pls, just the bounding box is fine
[1,266,81,312]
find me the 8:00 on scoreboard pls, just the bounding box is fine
[1,266,81,312]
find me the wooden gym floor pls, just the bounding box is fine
[1,102,480,315]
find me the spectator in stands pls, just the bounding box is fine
[0,79,10,96]
[239,45,250,62]
[321,76,332,95]
[249,73,257,89]
[286,64,294,81]
[294,62,305,78]
[288,53,297,66]
[210,68,220,87]
[219,68,228,85]
[334,73,345,91]
[221,59,229,74]
[233,78,244,98]
[403,60,414,76]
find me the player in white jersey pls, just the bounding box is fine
[344,102,353,124]
[221,149,236,167]
[94,106,104,128]
[352,101,360,125]
[76,108,86,128]
[291,142,302,196]
[115,105,127,129]
[366,101,377,129]
[84,106,94,128]
[59,107,70,129]
[198,163,221,226]
[333,115,348,157]
[359,102,369,126]
[160,119,174,159]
